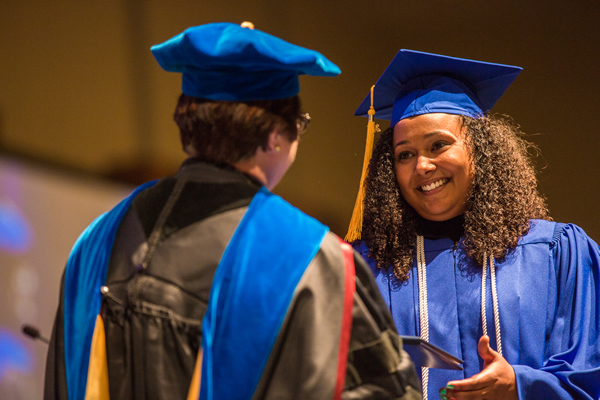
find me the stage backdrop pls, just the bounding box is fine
[0,156,130,399]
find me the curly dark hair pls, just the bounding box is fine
[361,115,551,282]
[173,94,302,164]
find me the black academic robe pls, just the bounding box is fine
[44,159,420,400]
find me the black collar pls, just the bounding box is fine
[415,214,465,242]
[179,157,263,188]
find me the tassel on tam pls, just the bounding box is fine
[345,85,379,243]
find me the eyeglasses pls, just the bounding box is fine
[296,113,311,134]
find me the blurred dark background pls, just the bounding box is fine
[0,1,598,397]
[1,1,599,236]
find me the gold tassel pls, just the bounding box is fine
[345,85,379,242]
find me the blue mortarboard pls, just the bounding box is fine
[354,49,522,127]
[151,22,341,101]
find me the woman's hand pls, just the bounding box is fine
[438,335,518,400]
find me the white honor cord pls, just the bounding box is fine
[417,239,503,400]
[481,251,502,356]
[416,236,429,399]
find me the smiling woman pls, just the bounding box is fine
[349,49,600,400]
[367,112,549,281]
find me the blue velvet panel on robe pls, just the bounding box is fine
[62,181,157,400]
[355,219,600,399]
[200,186,329,400]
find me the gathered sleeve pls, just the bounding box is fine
[513,223,600,399]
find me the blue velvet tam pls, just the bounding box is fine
[354,49,522,127]
[151,22,341,101]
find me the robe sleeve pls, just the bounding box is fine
[513,223,600,399]
[255,232,421,400]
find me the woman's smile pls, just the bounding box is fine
[419,177,450,193]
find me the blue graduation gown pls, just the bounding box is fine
[355,219,600,399]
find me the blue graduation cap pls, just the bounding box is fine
[151,22,341,101]
[354,49,522,128]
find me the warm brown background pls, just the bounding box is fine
[0,1,599,397]
[1,1,599,238]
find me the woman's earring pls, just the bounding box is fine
[274,145,281,153]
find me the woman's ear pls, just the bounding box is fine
[266,130,282,153]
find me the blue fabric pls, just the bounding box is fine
[355,219,600,399]
[200,187,329,400]
[389,75,484,127]
[354,49,522,127]
[62,181,156,400]
[151,22,341,101]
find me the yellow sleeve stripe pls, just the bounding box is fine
[84,315,110,400]
[187,349,203,400]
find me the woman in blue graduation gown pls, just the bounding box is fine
[348,49,600,399]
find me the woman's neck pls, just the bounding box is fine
[415,214,465,242]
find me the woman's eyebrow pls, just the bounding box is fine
[394,130,446,148]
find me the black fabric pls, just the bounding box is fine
[43,273,68,400]
[416,214,465,243]
[43,160,258,400]
[344,253,421,399]
[103,209,146,284]
[133,162,259,241]
[106,160,259,290]
[101,160,256,400]
[163,181,258,239]
[252,231,421,400]
[102,275,203,400]
[132,178,178,239]
[44,159,420,399]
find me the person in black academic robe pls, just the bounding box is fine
[44,22,421,400]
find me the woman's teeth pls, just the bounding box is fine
[421,178,449,192]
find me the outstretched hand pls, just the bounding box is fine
[438,335,517,400]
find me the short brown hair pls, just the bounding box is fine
[173,94,302,164]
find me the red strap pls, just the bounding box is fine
[333,238,356,400]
